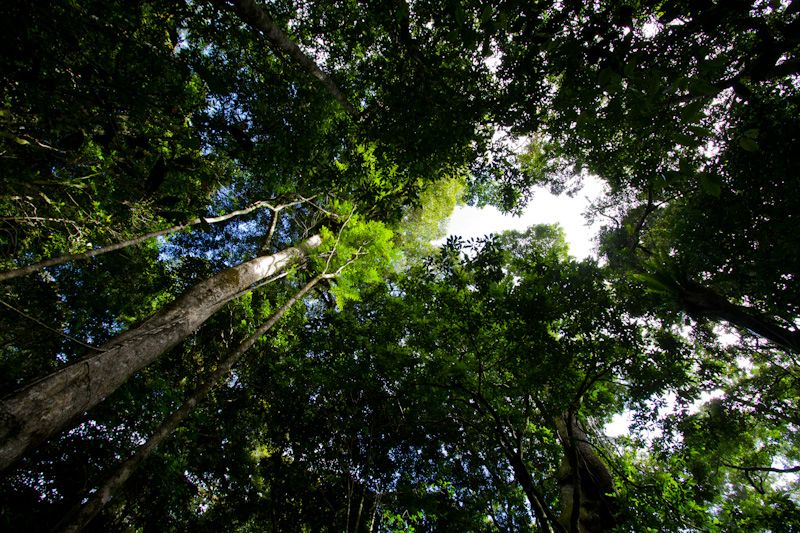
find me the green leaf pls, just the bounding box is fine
[598,68,614,87]
[480,5,492,24]
[648,76,661,95]
[691,79,719,96]
[184,138,202,150]
[498,11,508,29]
[623,53,642,78]
[193,64,229,94]
[687,126,711,137]
[738,137,760,152]
[598,68,621,90]
[681,101,705,123]
[675,77,691,92]
[633,272,678,294]
[699,172,722,196]
[455,5,466,26]
[672,133,700,147]
[743,128,759,139]
[654,171,683,189]
[0,131,29,145]
[160,211,188,224]
[698,55,728,74]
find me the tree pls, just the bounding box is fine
[0,0,218,271]
[497,0,800,193]
[0,234,323,473]
[3,1,800,531]
[56,210,386,532]
[493,0,800,353]
[226,0,362,119]
[391,174,467,270]
[1,0,493,475]
[596,91,800,354]
[407,231,634,532]
[289,228,637,531]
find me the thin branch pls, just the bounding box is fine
[0,216,78,224]
[454,383,565,533]
[743,469,766,495]
[721,462,800,474]
[323,206,357,275]
[300,194,340,220]
[0,299,105,352]
[0,198,299,282]
[260,209,282,254]
[664,59,800,107]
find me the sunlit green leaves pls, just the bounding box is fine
[315,200,399,307]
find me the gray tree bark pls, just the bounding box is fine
[57,273,326,533]
[0,234,322,474]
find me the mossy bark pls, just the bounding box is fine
[57,274,325,533]
[556,414,619,533]
[0,234,322,473]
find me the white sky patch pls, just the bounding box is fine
[441,176,606,260]
[605,411,635,438]
[605,388,727,438]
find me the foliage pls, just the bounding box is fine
[392,174,467,270]
[1,1,799,532]
[316,199,400,307]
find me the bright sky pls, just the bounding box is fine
[443,176,607,260]
[441,176,639,435]
[444,181,731,438]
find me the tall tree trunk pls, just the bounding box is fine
[555,414,618,533]
[56,274,326,533]
[0,234,322,473]
[467,385,564,532]
[507,452,564,533]
[227,0,361,120]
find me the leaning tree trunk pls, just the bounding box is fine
[471,387,565,533]
[507,452,565,533]
[679,281,800,354]
[57,273,326,533]
[0,234,322,474]
[227,0,361,120]
[556,413,619,533]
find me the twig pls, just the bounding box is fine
[0,299,105,352]
[721,462,800,474]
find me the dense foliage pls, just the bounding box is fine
[1,0,798,531]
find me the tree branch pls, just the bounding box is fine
[0,198,297,282]
[0,299,105,352]
[722,462,800,474]
[227,0,361,120]
[678,281,800,354]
